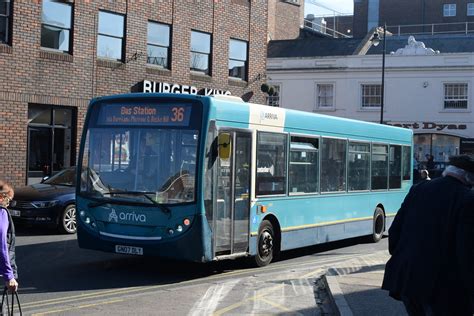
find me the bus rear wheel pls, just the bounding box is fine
[371,207,385,243]
[254,220,275,267]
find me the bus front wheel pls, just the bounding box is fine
[371,207,385,243]
[254,220,275,267]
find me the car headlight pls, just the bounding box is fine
[31,200,59,208]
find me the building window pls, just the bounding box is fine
[267,84,280,107]
[361,84,382,108]
[444,83,468,109]
[147,22,170,68]
[97,11,125,61]
[443,4,456,17]
[0,0,12,44]
[190,30,211,75]
[27,104,76,184]
[228,39,248,80]
[41,0,73,53]
[316,84,334,109]
[468,3,474,16]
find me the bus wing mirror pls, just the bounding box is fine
[218,133,232,160]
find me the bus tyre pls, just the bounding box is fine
[59,204,77,234]
[371,207,385,243]
[255,220,275,267]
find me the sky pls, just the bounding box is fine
[305,0,354,16]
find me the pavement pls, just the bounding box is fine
[322,250,407,316]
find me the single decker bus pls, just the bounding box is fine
[76,93,412,266]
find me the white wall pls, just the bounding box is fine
[267,52,474,139]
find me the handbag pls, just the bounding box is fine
[0,287,21,316]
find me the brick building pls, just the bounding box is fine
[268,0,304,40]
[0,0,279,186]
[354,0,474,38]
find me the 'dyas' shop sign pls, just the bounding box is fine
[139,80,231,96]
[387,122,467,131]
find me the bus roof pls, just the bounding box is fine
[88,93,412,143]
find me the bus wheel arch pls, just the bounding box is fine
[254,215,281,267]
[371,205,385,243]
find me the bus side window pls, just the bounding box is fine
[256,132,287,195]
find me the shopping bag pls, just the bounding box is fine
[0,287,22,316]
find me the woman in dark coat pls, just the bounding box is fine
[382,155,474,315]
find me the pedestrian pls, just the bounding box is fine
[381,154,474,316]
[425,154,435,170]
[0,181,18,293]
[419,169,431,181]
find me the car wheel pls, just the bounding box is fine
[59,204,77,234]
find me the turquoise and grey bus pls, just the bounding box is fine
[76,93,412,266]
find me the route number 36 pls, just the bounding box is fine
[171,107,185,122]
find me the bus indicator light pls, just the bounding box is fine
[183,218,191,226]
[261,206,267,213]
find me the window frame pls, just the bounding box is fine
[0,0,13,45]
[316,83,335,110]
[370,142,389,191]
[146,20,171,69]
[40,0,74,53]
[347,140,371,192]
[443,3,456,17]
[320,136,348,194]
[256,131,288,197]
[388,144,403,190]
[190,30,212,76]
[361,84,382,109]
[468,3,474,16]
[402,145,412,181]
[228,38,248,81]
[288,134,320,196]
[443,83,468,110]
[97,10,126,62]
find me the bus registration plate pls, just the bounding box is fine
[115,245,143,256]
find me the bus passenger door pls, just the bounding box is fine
[214,131,251,255]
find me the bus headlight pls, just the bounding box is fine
[176,225,183,232]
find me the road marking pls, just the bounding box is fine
[31,299,123,316]
[23,252,379,311]
[212,268,324,315]
[188,279,240,316]
[258,297,294,313]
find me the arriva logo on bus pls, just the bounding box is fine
[108,209,147,223]
[140,80,231,96]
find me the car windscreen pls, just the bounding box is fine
[44,168,76,186]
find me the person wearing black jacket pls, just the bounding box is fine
[382,155,474,316]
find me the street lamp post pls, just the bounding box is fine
[371,23,389,124]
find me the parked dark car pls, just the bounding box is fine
[10,167,76,234]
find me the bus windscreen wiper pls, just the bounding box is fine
[102,190,172,215]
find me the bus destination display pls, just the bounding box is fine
[98,103,192,126]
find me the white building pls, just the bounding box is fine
[267,34,474,171]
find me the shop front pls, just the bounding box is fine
[388,121,472,179]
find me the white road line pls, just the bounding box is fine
[188,279,240,316]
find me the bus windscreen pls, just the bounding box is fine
[80,100,202,205]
